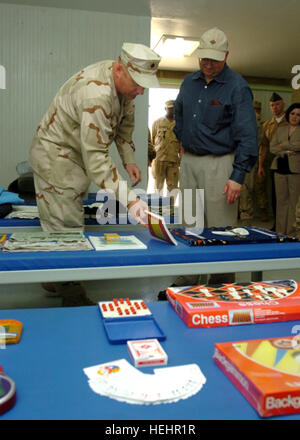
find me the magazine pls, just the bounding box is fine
[145,210,177,245]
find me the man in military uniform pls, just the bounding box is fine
[257,92,286,226]
[239,100,264,224]
[29,42,161,305]
[151,100,180,205]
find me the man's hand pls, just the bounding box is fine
[128,198,148,226]
[125,163,141,187]
[222,179,242,204]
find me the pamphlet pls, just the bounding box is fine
[145,210,177,245]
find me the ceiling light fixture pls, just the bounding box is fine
[153,35,199,59]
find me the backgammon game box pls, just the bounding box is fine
[166,280,300,328]
[214,335,300,417]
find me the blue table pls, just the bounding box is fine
[1,301,300,420]
[1,230,300,284]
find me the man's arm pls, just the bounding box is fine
[173,88,184,143]
[224,86,258,204]
[229,86,258,185]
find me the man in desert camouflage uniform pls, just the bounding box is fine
[151,100,180,194]
[29,42,161,305]
[257,92,286,226]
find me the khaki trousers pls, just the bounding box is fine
[175,151,238,286]
[179,151,238,228]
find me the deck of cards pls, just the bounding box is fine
[83,359,206,405]
[127,339,168,367]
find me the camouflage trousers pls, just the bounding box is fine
[33,173,87,231]
[239,163,270,220]
[152,159,179,193]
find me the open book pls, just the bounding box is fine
[145,210,177,245]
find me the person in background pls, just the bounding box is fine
[29,42,161,306]
[270,102,300,236]
[151,100,181,213]
[239,99,264,225]
[173,27,257,286]
[258,92,286,227]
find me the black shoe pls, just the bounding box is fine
[157,290,167,301]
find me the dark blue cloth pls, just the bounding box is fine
[174,64,258,184]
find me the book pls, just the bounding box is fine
[167,279,300,328]
[88,235,147,251]
[214,335,300,417]
[145,210,177,245]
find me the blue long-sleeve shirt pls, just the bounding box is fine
[174,64,258,184]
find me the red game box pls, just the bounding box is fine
[166,280,300,328]
[214,335,300,417]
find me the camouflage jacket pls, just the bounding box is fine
[151,117,180,163]
[29,60,136,200]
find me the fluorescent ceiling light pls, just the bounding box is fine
[0,65,6,89]
[154,35,199,59]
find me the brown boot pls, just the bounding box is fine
[59,282,95,307]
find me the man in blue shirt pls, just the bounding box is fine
[173,27,257,286]
[174,27,257,228]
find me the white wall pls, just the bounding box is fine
[0,3,150,190]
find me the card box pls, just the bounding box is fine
[167,280,300,328]
[127,339,168,367]
[214,335,300,417]
[98,299,166,344]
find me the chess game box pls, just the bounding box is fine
[214,335,300,417]
[166,280,300,328]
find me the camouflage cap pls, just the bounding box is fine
[120,43,161,88]
[165,100,175,108]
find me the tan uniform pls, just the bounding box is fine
[257,114,286,215]
[29,60,136,231]
[239,112,264,221]
[270,125,300,236]
[151,116,180,193]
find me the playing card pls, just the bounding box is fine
[83,360,206,405]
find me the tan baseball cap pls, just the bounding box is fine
[120,43,161,88]
[197,27,228,61]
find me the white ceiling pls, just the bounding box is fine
[1,0,299,80]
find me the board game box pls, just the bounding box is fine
[214,335,300,417]
[166,279,300,328]
[98,298,166,344]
